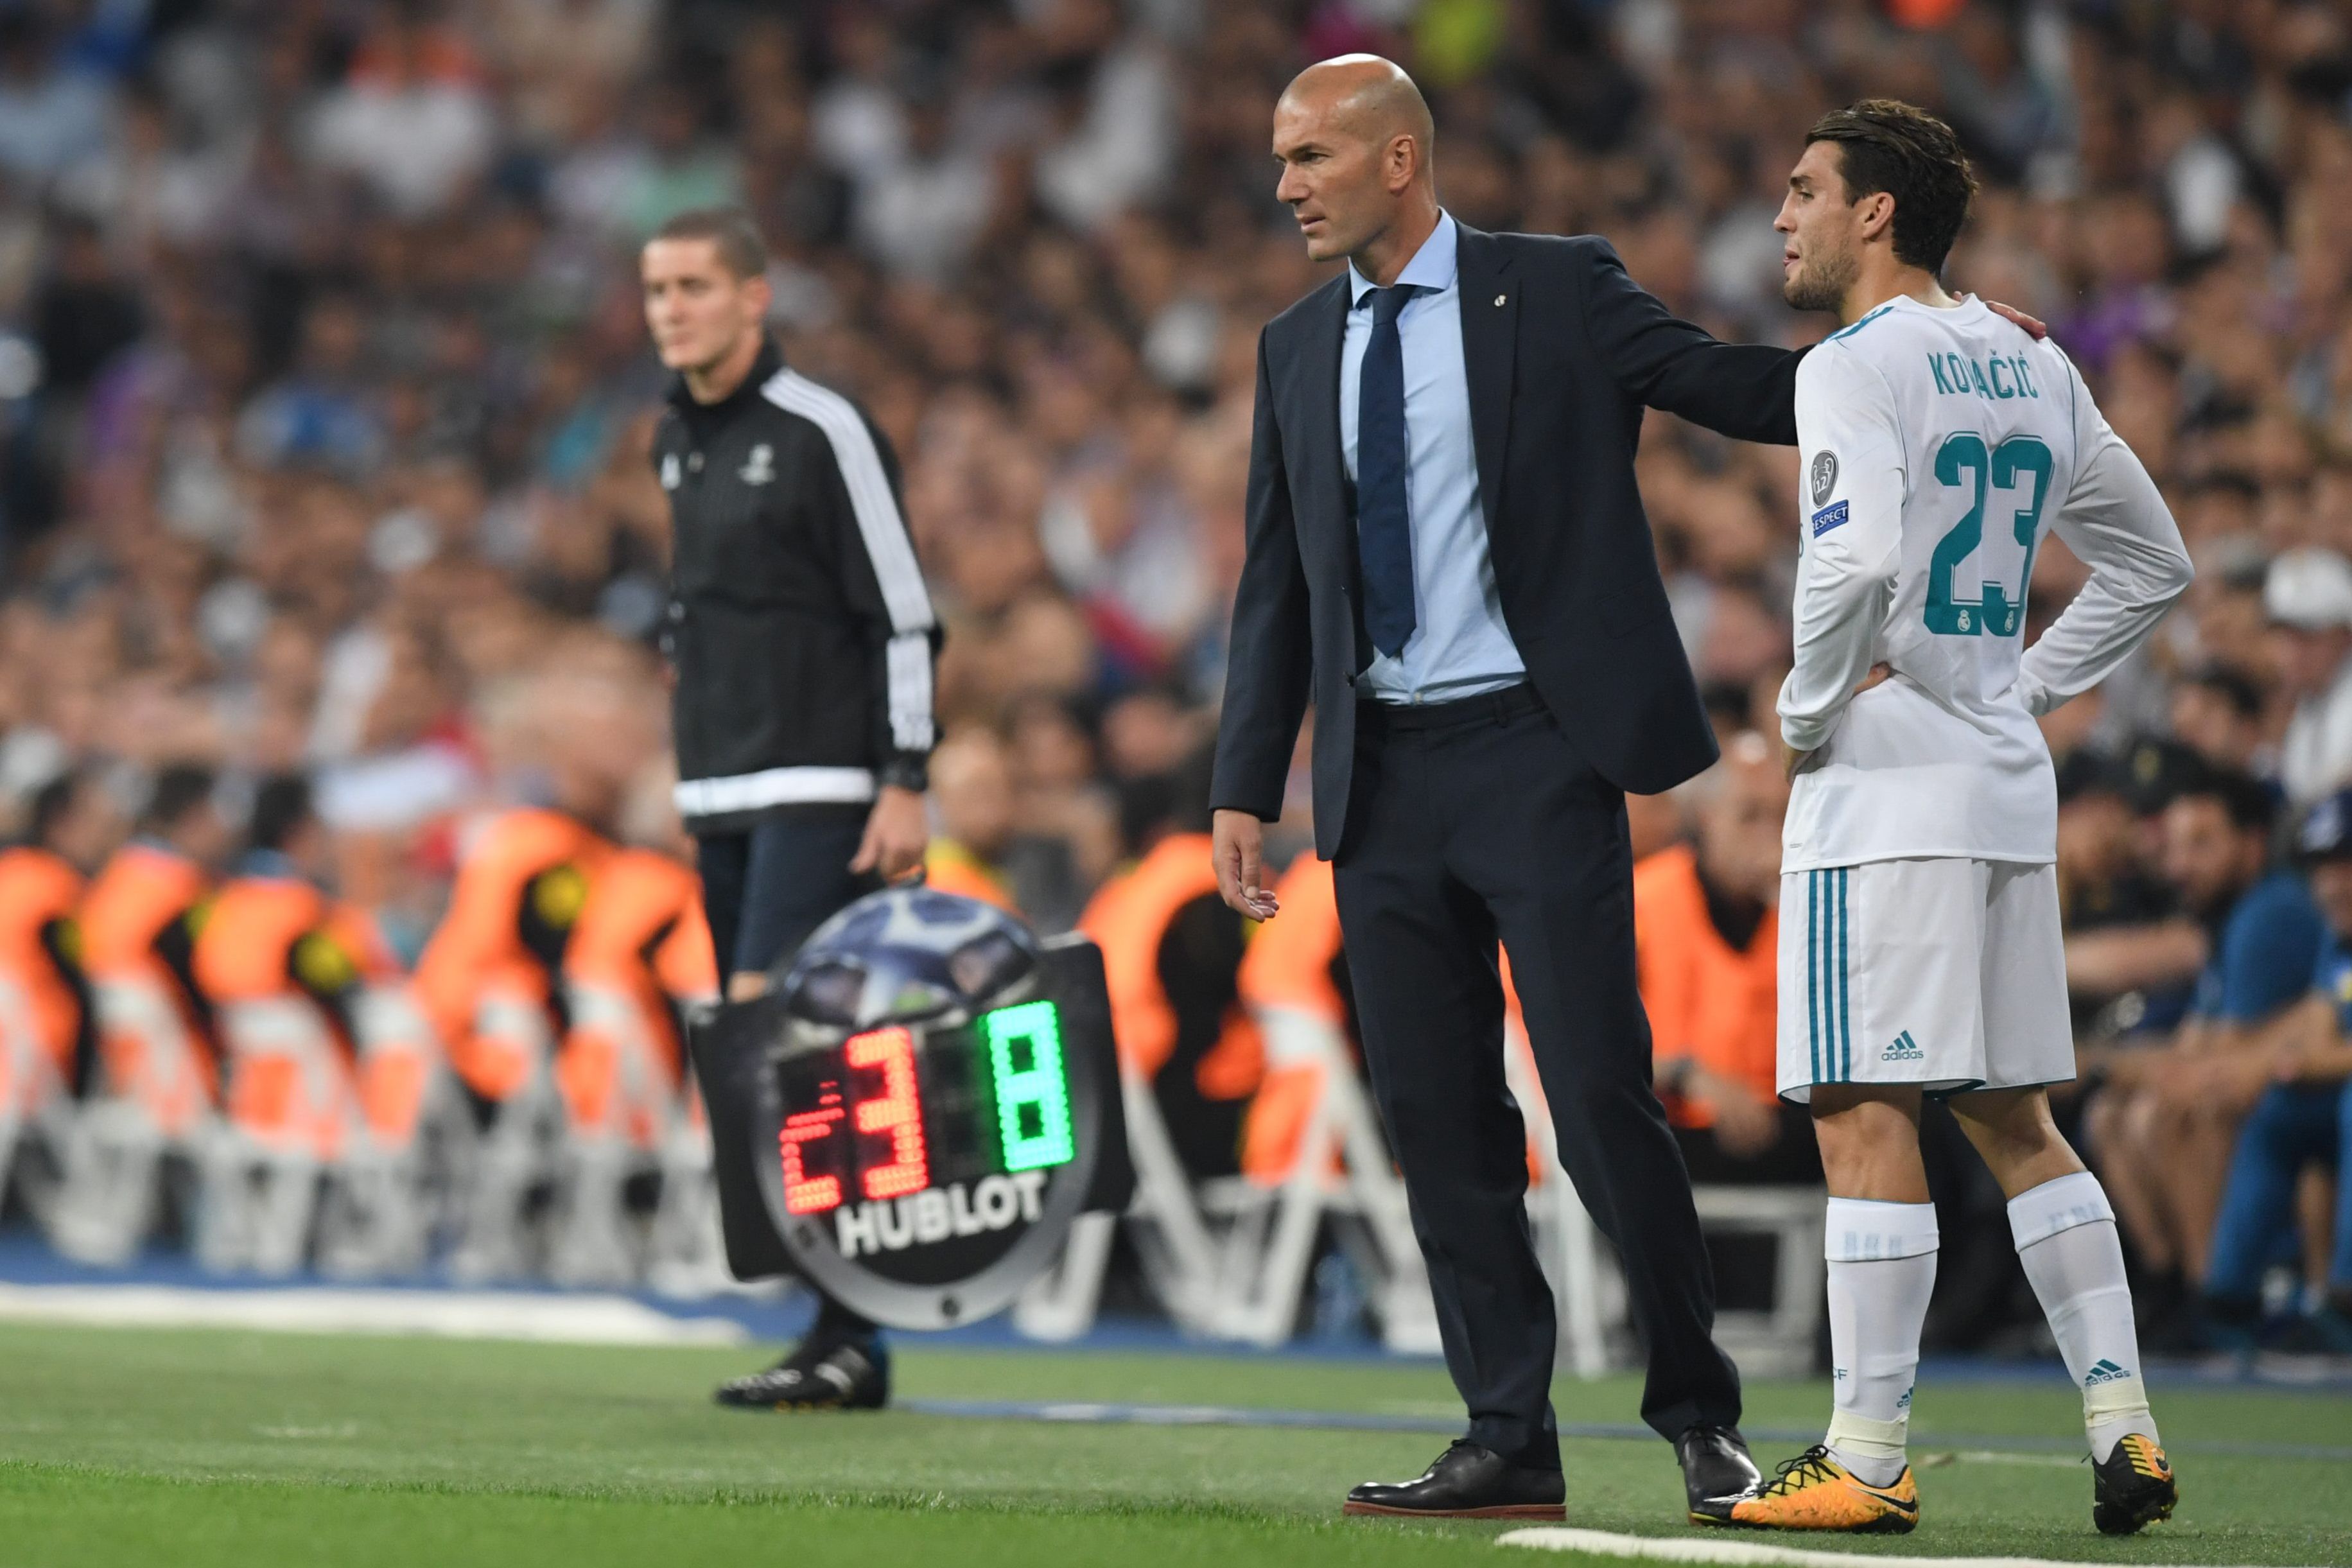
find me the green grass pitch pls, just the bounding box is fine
[1,1323,2346,1567]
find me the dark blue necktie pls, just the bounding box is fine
[1357,284,1416,659]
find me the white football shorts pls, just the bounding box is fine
[1775,857,2073,1104]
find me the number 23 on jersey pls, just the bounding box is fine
[1923,432,2052,638]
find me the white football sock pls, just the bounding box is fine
[1823,1198,1939,1487]
[2008,1171,2159,1463]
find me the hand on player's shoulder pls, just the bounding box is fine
[1976,296,2048,341]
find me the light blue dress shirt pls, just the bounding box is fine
[1341,211,1524,704]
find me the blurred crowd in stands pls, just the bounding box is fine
[3,0,2352,1357]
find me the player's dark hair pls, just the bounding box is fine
[247,772,315,854]
[1805,99,1978,275]
[141,763,216,833]
[2178,765,2277,836]
[648,207,769,282]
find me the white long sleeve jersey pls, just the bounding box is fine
[1777,295,2193,872]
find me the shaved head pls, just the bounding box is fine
[1271,55,1442,274]
[1280,55,1434,162]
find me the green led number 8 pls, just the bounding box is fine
[1924,433,2051,638]
[980,1000,1077,1172]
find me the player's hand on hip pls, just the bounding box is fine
[1213,808,1280,920]
[851,784,930,880]
[1974,297,2048,340]
[1789,663,1895,778]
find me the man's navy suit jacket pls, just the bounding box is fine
[1211,223,1806,858]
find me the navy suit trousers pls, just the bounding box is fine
[1331,686,1741,1467]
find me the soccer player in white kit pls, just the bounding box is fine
[1725,102,2195,1537]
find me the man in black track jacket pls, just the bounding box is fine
[643,205,937,1413]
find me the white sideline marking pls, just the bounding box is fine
[1495,1529,2313,1568]
[0,1284,749,1346]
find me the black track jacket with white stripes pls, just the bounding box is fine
[654,338,941,833]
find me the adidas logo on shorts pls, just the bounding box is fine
[1883,1031,1924,1062]
[2084,1358,2131,1385]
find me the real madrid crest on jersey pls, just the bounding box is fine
[660,452,681,491]
[740,442,776,485]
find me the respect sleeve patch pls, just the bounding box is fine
[1810,500,1850,537]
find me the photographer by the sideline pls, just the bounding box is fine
[641,207,939,1411]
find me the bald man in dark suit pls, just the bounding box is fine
[1210,56,1791,1522]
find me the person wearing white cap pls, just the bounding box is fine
[2266,548,2352,808]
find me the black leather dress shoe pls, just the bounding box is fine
[1678,1424,1763,1522]
[1344,1440,1566,1519]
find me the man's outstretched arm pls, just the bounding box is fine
[1577,237,2048,447]
[1577,236,1806,444]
